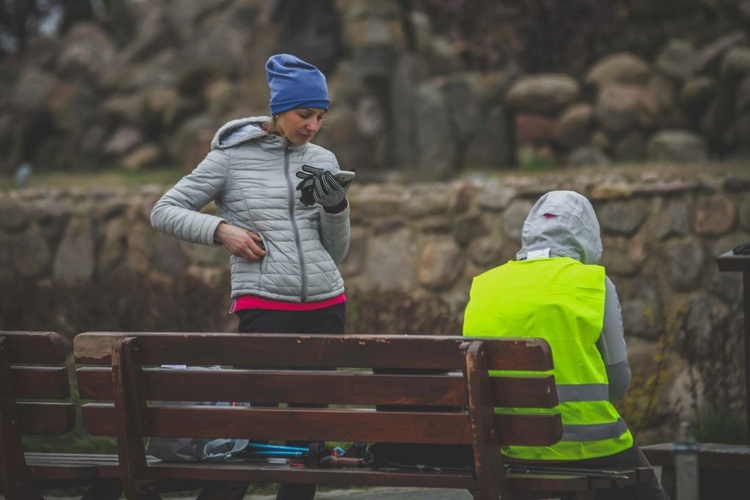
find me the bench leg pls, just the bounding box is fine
[82,478,123,500]
[658,465,675,499]
[196,482,250,500]
[0,483,43,500]
[570,493,595,499]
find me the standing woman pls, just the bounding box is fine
[150,54,351,500]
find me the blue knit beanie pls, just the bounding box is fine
[266,54,329,115]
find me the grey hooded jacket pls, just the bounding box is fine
[150,117,349,302]
[517,190,631,403]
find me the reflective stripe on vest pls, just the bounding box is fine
[562,417,630,442]
[557,383,609,402]
[463,257,633,460]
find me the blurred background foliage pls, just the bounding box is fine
[2,0,750,176]
[4,0,743,72]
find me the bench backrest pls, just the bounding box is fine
[74,332,561,496]
[0,331,75,497]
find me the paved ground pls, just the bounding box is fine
[251,488,474,499]
[47,488,475,499]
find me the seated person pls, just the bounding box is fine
[463,190,669,500]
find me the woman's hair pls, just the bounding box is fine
[264,111,328,136]
[263,115,279,135]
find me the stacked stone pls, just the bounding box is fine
[505,33,750,168]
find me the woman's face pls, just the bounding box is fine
[276,108,326,145]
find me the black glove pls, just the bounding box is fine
[733,242,750,255]
[295,165,351,208]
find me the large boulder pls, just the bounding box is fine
[553,103,594,149]
[56,23,117,79]
[655,40,697,81]
[647,130,707,163]
[595,83,657,136]
[506,74,580,114]
[585,52,652,87]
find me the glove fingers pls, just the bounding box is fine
[301,164,326,176]
[295,178,314,191]
[322,177,336,196]
[313,176,330,196]
[321,172,341,192]
[296,166,351,208]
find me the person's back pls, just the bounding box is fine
[463,190,669,499]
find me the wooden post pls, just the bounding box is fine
[0,337,44,500]
[717,250,750,439]
[462,341,505,500]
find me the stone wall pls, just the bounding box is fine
[1,167,749,436]
[6,0,750,181]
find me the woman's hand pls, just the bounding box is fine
[295,165,350,210]
[214,222,267,261]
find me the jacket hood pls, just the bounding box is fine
[210,116,272,150]
[516,190,602,265]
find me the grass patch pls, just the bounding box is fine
[3,161,750,194]
[0,166,184,191]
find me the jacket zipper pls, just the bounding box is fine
[285,145,307,301]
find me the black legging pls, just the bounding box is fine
[235,303,346,500]
[236,303,346,335]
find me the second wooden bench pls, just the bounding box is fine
[0,330,120,500]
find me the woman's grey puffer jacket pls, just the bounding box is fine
[150,116,349,302]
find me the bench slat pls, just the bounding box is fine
[492,375,558,408]
[150,407,473,444]
[75,367,112,400]
[80,404,117,435]
[77,368,558,409]
[17,402,76,435]
[507,473,592,491]
[495,414,562,447]
[105,461,634,493]
[146,461,476,489]
[25,453,119,467]
[81,404,562,447]
[2,332,67,364]
[147,370,468,406]
[74,333,553,371]
[11,366,70,399]
[24,461,100,481]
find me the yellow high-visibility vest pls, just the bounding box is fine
[463,257,633,460]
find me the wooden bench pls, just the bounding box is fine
[74,331,656,500]
[0,331,121,500]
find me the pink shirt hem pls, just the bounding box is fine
[232,294,346,313]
